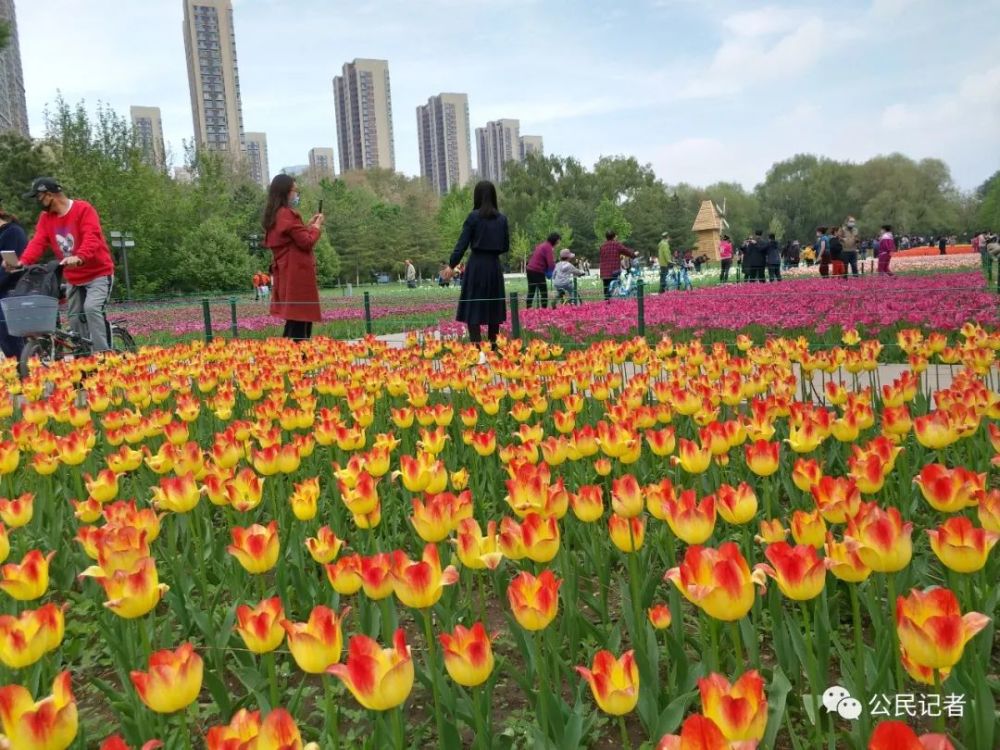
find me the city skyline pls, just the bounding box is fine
[12,1,1000,191]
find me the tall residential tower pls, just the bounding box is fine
[417,93,472,195]
[475,119,520,184]
[244,132,269,188]
[0,0,29,137]
[183,0,246,155]
[332,58,396,172]
[130,106,166,169]
[308,147,336,180]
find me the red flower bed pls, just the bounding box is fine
[895,244,973,257]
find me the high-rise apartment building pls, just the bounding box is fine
[183,0,245,155]
[417,93,472,195]
[0,0,29,137]
[130,106,166,169]
[308,147,335,180]
[332,59,396,172]
[244,132,269,188]
[519,135,544,161]
[475,119,520,184]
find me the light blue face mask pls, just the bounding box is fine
[290,194,301,208]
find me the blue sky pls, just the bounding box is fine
[16,0,1000,190]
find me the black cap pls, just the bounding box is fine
[22,177,62,200]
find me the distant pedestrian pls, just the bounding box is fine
[746,230,766,282]
[816,227,831,277]
[445,180,509,356]
[526,232,559,309]
[802,244,815,266]
[718,234,733,282]
[599,231,637,300]
[765,233,781,281]
[404,259,417,288]
[938,236,947,256]
[0,210,27,358]
[829,228,846,278]
[552,248,585,306]
[840,217,860,276]
[657,232,672,293]
[877,224,895,276]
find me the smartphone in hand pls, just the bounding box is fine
[318,199,324,214]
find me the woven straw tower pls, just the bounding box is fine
[692,200,722,261]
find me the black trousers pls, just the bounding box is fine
[843,251,859,276]
[747,266,766,282]
[525,270,548,308]
[283,320,313,340]
[720,258,732,282]
[602,274,618,301]
[468,322,499,348]
[767,264,781,281]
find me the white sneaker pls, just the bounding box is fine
[478,350,488,365]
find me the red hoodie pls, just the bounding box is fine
[20,200,115,285]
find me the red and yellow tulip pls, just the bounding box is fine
[328,629,414,711]
[438,622,495,687]
[576,649,639,715]
[130,643,204,714]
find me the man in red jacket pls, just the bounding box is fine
[15,178,116,352]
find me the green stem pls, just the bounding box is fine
[533,630,550,741]
[728,619,745,671]
[800,602,823,749]
[708,616,721,673]
[392,706,405,750]
[265,651,280,710]
[932,668,946,734]
[617,714,633,750]
[473,685,489,750]
[324,675,340,750]
[885,573,904,691]
[421,608,446,749]
[849,583,868,738]
[140,616,153,659]
[179,709,194,750]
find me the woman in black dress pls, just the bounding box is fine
[444,181,509,351]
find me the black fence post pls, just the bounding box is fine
[229,297,239,339]
[363,291,373,335]
[510,292,521,339]
[201,298,213,343]
[636,278,645,337]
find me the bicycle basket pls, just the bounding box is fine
[1,295,59,336]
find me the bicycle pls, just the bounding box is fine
[2,266,136,379]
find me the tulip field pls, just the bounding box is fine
[0,324,998,750]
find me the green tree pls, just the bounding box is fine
[175,216,253,292]
[593,197,631,245]
[661,193,693,252]
[977,172,1000,232]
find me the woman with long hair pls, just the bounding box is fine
[262,174,325,340]
[444,181,509,357]
[0,210,28,358]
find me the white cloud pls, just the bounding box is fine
[680,15,826,98]
[722,6,806,37]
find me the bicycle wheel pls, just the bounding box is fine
[111,325,137,354]
[18,338,55,380]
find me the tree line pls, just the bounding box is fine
[0,97,995,297]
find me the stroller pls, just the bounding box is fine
[608,265,642,298]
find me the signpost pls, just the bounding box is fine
[108,231,135,300]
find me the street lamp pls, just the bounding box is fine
[108,231,135,300]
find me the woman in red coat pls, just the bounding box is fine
[263,174,325,340]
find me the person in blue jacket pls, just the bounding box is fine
[0,210,28,358]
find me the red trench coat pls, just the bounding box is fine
[266,207,322,322]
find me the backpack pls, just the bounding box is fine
[11,260,63,299]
